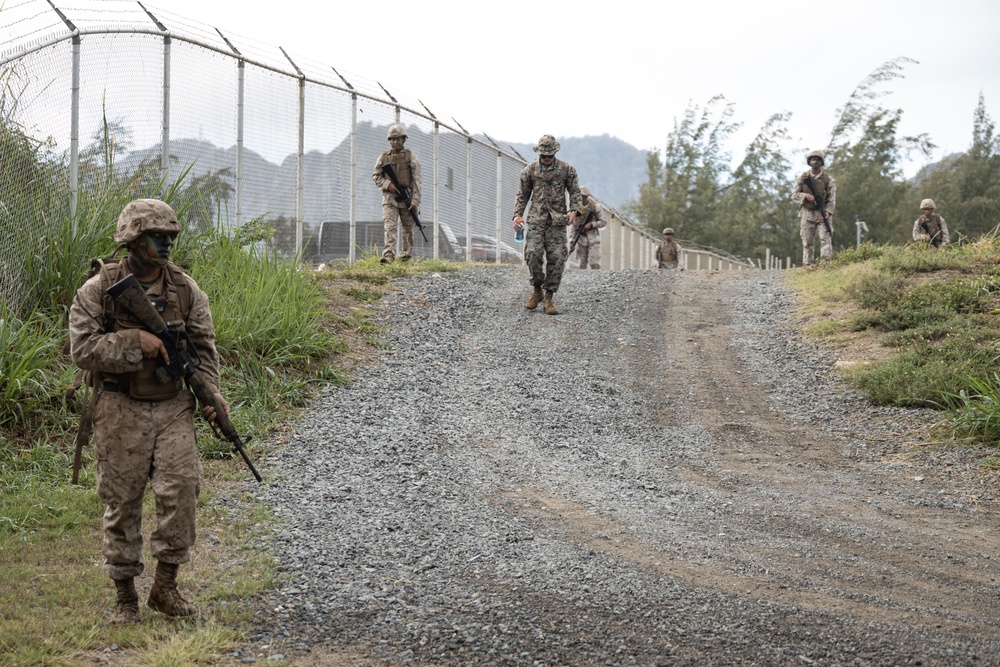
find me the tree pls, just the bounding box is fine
[717,112,799,261]
[626,95,739,244]
[826,57,933,245]
[953,92,1000,237]
[175,167,235,233]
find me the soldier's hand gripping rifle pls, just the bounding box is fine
[106,274,263,482]
[804,174,833,239]
[920,219,943,248]
[568,210,596,253]
[379,163,428,242]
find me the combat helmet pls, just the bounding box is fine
[806,149,825,166]
[662,227,674,235]
[580,186,591,198]
[387,124,408,140]
[920,198,936,210]
[534,134,560,156]
[114,199,180,244]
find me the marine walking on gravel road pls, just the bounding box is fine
[572,186,607,270]
[512,134,583,315]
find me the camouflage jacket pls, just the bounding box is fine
[513,158,583,225]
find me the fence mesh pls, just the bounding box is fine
[0,0,679,313]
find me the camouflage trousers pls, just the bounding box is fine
[525,223,569,292]
[800,215,833,265]
[576,241,602,270]
[93,389,201,580]
[382,203,417,261]
[658,260,679,270]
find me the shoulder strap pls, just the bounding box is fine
[165,262,192,317]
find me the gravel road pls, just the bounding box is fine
[234,266,1000,666]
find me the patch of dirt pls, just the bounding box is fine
[620,271,1000,636]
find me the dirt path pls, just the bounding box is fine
[621,271,1000,635]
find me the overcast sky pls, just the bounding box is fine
[150,0,998,175]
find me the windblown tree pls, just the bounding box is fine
[905,92,1000,242]
[952,92,1000,237]
[824,57,934,245]
[716,112,798,262]
[626,95,739,242]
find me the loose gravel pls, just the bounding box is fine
[227,266,1000,666]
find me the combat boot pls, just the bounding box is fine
[543,290,558,315]
[147,561,195,618]
[110,577,141,624]
[525,286,543,310]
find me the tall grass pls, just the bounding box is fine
[936,373,1000,446]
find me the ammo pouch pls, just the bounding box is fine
[104,361,184,402]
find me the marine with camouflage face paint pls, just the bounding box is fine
[69,199,227,624]
[372,124,422,264]
[512,134,584,315]
[792,149,837,266]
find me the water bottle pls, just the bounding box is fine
[514,226,524,243]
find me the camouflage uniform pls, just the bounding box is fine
[513,136,583,294]
[655,228,681,269]
[372,125,422,263]
[912,198,950,248]
[70,259,218,581]
[69,200,221,621]
[573,187,608,269]
[792,150,837,266]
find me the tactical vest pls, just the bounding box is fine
[801,171,831,211]
[93,258,192,401]
[920,214,945,239]
[657,240,679,263]
[385,149,414,189]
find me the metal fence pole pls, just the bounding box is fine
[214,30,244,227]
[432,121,440,260]
[161,35,171,193]
[465,135,472,262]
[236,58,244,226]
[495,151,502,264]
[349,93,357,266]
[280,48,305,256]
[69,34,80,233]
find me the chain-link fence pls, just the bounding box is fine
[0,0,750,312]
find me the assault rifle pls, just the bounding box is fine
[569,210,596,253]
[920,219,943,248]
[803,174,833,239]
[379,163,428,242]
[106,274,263,482]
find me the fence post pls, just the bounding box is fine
[349,93,358,265]
[465,134,472,262]
[69,35,80,233]
[495,150,502,264]
[161,35,172,195]
[280,48,305,256]
[236,57,244,226]
[432,121,440,260]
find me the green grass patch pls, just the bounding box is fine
[792,242,1000,410]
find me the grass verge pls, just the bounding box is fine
[786,238,1000,434]
[1,243,464,666]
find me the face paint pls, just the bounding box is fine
[143,231,175,266]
